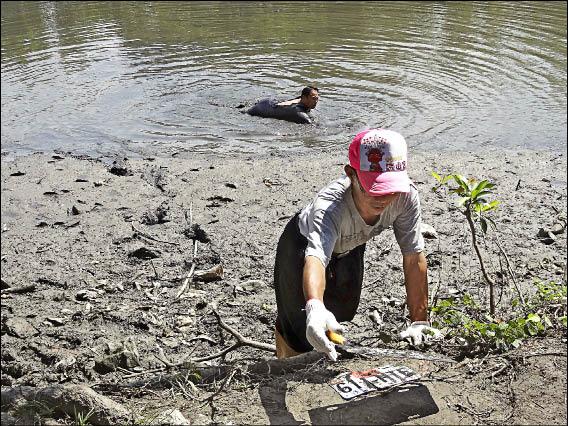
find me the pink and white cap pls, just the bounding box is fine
[348,129,411,196]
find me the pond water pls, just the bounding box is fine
[1,1,566,158]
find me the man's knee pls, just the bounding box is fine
[275,328,303,359]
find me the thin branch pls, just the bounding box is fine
[493,238,526,308]
[175,240,199,298]
[150,260,159,280]
[210,306,276,352]
[191,343,241,363]
[155,345,175,368]
[131,223,179,245]
[199,368,239,405]
[465,207,495,314]
[175,263,196,299]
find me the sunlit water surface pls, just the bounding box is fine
[1,1,566,158]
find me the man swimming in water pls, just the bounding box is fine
[247,86,319,124]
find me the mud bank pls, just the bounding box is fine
[1,148,566,425]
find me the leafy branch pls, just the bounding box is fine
[430,280,567,355]
[432,172,500,314]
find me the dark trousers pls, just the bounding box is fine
[274,213,366,353]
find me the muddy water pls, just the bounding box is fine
[1,1,566,158]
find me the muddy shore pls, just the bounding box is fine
[1,147,566,425]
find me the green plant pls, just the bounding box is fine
[431,280,567,355]
[432,172,500,314]
[523,279,567,327]
[74,407,95,426]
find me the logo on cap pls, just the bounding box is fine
[359,131,407,173]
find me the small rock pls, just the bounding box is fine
[54,356,77,372]
[381,296,400,307]
[426,253,441,267]
[46,317,66,326]
[369,310,383,327]
[94,348,140,374]
[4,317,39,338]
[140,201,170,225]
[109,159,130,176]
[184,223,210,243]
[175,316,194,328]
[421,223,438,239]
[154,409,190,426]
[432,208,445,216]
[193,265,224,282]
[551,222,566,235]
[537,228,556,244]
[75,289,99,301]
[128,246,161,260]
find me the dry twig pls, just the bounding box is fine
[131,222,179,245]
[189,305,275,362]
[175,240,198,298]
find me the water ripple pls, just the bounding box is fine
[1,1,565,157]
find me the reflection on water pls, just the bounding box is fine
[1,1,566,158]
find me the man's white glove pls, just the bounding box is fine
[399,321,441,346]
[305,299,344,361]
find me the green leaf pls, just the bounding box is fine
[471,180,491,198]
[527,313,541,323]
[452,174,470,193]
[431,171,441,182]
[450,187,466,196]
[498,322,509,330]
[480,202,499,212]
[472,190,493,200]
[487,200,500,210]
[526,322,539,336]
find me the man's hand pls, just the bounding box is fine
[305,299,344,361]
[400,321,441,346]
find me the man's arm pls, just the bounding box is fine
[402,252,428,322]
[303,255,326,302]
[302,255,343,361]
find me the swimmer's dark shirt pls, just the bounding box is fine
[247,98,312,124]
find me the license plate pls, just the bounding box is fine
[329,365,420,400]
